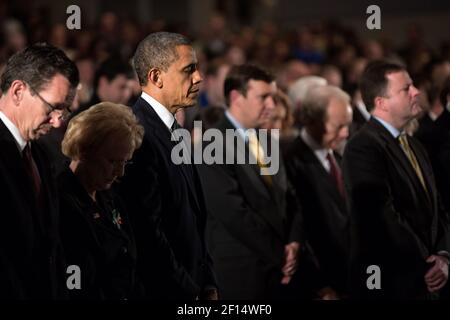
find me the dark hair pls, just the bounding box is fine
[93,56,133,89]
[133,32,191,86]
[224,64,274,106]
[205,58,228,77]
[1,43,79,94]
[440,75,450,107]
[193,106,225,131]
[359,60,405,112]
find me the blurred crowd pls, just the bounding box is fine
[2,7,450,111]
[1,3,450,301]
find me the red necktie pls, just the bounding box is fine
[326,152,345,198]
[23,143,42,196]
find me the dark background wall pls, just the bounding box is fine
[6,0,450,47]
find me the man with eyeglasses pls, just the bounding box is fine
[0,43,79,299]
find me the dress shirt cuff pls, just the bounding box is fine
[437,251,450,264]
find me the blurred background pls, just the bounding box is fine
[1,0,450,112]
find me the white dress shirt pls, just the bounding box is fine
[141,92,175,130]
[300,128,332,173]
[0,111,27,153]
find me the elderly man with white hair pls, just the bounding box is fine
[287,76,328,132]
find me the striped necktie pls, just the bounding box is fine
[398,133,428,193]
[248,131,272,187]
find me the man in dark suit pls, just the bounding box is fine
[0,43,79,299]
[349,89,370,137]
[77,56,134,112]
[284,85,352,298]
[436,76,450,131]
[342,60,450,299]
[118,32,217,300]
[197,65,303,299]
[415,83,450,214]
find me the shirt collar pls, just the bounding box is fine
[225,110,247,141]
[372,115,401,138]
[301,128,330,165]
[0,111,27,152]
[141,92,175,130]
[428,111,439,121]
[355,100,371,121]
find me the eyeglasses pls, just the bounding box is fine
[27,84,71,121]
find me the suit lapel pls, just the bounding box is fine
[31,142,58,237]
[0,120,36,211]
[369,119,435,248]
[408,138,436,203]
[220,117,272,200]
[408,137,439,244]
[370,119,431,206]
[134,98,202,213]
[219,117,284,238]
[295,137,345,206]
[0,120,57,239]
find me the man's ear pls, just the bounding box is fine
[9,80,27,106]
[229,90,242,105]
[374,96,388,112]
[148,68,163,88]
[98,76,109,89]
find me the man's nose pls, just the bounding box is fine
[410,84,420,97]
[49,111,63,128]
[114,164,125,177]
[340,126,349,140]
[266,96,276,110]
[193,70,203,84]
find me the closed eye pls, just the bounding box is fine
[183,64,197,74]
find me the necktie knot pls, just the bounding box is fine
[326,151,346,198]
[23,143,32,160]
[248,131,272,186]
[398,133,409,148]
[398,133,428,194]
[171,120,181,132]
[22,143,42,196]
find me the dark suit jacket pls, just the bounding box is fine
[58,168,139,299]
[38,125,70,177]
[342,117,450,299]
[118,97,216,300]
[197,115,303,299]
[415,113,450,214]
[349,105,368,137]
[284,136,350,294]
[435,108,450,131]
[0,119,65,299]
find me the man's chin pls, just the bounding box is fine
[412,103,422,115]
[182,101,197,108]
[34,128,51,138]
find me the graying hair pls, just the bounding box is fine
[133,32,191,86]
[301,85,350,125]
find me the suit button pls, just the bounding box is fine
[122,247,128,254]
